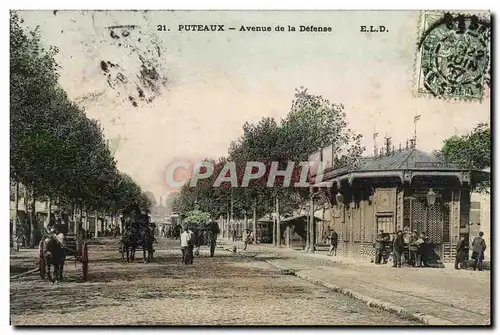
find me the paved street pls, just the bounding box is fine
[220,240,491,325]
[10,238,419,326]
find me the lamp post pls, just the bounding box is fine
[307,189,325,254]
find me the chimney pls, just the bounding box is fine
[399,143,402,152]
[405,140,409,150]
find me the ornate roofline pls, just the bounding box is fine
[313,170,486,188]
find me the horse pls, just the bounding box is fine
[138,225,156,263]
[40,233,66,283]
[121,225,138,262]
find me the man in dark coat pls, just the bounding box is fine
[374,230,385,264]
[408,231,418,267]
[208,222,220,257]
[392,230,405,268]
[455,236,468,270]
[472,232,487,271]
[328,229,339,256]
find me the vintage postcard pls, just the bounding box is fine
[10,10,491,326]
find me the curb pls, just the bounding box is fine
[264,260,457,326]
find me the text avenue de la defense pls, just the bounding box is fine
[170,24,333,32]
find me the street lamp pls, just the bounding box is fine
[426,188,437,206]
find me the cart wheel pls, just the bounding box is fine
[82,242,89,282]
[39,240,46,279]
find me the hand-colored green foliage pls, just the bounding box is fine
[10,12,151,240]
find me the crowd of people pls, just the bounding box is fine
[325,228,487,271]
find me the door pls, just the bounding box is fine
[411,199,443,244]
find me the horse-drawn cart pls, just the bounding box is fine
[119,205,156,262]
[38,224,89,281]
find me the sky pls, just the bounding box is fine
[16,10,490,202]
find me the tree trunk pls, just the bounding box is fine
[225,211,229,240]
[275,196,281,247]
[308,190,316,254]
[94,211,99,237]
[23,186,29,247]
[72,204,77,234]
[306,196,311,252]
[84,209,88,231]
[252,200,257,244]
[45,197,52,229]
[118,212,123,234]
[12,182,19,250]
[30,188,36,247]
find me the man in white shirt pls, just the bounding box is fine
[180,227,192,265]
[187,228,196,263]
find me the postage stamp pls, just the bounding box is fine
[414,12,491,101]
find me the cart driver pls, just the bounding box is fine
[52,226,66,247]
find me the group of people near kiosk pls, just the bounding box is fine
[374,230,430,267]
[326,227,487,270]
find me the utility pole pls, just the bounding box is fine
[414,114,421,148]
[275,196,280,247]
[307,187,316,254]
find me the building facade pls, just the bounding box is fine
[310,148,489,263]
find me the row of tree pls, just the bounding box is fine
[10,13,151,246]
[171,87,365,231]
[436,122,491,193]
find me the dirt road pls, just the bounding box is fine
[10,238,419,326]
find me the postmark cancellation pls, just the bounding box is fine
[414,12,491,101]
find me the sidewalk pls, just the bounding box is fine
[219,239,491,326]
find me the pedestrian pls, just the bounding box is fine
[408,231,418,267]
[232,229,237,242]
[383,233,391,264]
[392,230,405,268]
[328,229,338,256]
[187,227,195,263]
[415,233,426,267]
[243,229,251,250]
[421,232,430,266]
[180,227,191,265]
[471,232,487,271]
[374,230,385,264]
[455,236,468,270]
[402,229,410,265]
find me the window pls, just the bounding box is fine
[376,215,394,234]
